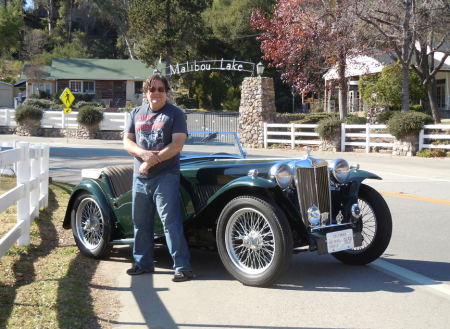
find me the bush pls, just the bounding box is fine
[315,116,342,139]
[74,100,102,109]
[291,113,336,124]
[23,98,53,109]
[223,87,241,112]
[416,148,449,158]
[74,93,94,102]
[386,111,434,138]
[343,114,367,124]
[376,110,396,123]
[77,106,104,126]
[14,105,43,124]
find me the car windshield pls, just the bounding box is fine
[181,131,245,158]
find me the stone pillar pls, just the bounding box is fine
[392,134,419,156]
[238,76,276,148]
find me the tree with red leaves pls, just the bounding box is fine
[251,0,368,118]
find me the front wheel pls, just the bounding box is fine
[216,196,293,287]
[332,184,392,265]
[71,192,112,258]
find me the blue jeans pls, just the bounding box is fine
[132,173,192,272]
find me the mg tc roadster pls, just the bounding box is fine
[63,131,392,287]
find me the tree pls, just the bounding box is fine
[22,28,49,60]
[128,0,208,72]
[359,63,428,110]
[251,0,366,118]
[34,0,55,34]
[408,0,450,123]
[86,0,137,59]
[354,0,416,113]
[0,1,24,55]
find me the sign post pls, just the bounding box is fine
[60,88,75,143]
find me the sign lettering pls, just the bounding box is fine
[165,59,255,76]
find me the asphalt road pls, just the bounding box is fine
[2,134,450,328]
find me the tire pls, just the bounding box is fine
[71,191,112,258]
[216,196,293,287]
[332,184,392,265]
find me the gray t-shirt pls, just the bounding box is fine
[124,103,188,179]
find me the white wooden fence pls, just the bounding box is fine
[0,141,50,258]
[0,109,129,131]
[264,122,450,153]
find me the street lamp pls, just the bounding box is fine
[256,62,264,76]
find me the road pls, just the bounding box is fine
[2,134,450,328]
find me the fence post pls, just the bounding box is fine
[5,109,10,126]
[16,142,30,246]
[30,145,41,219]
[291,123,295,149]
[40,144,50,207]
[61,111,65,129]
[419,129,424,151]
[341,123,346,152]
[366,123,370,153]
[264,122,268,148]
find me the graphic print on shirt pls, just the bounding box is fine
[136,113,165,151]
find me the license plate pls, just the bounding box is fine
[326,229,355,253]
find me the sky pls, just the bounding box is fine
[25,0,33,9]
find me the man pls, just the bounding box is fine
[123,74,194,282]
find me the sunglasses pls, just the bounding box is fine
[149,87,166,93]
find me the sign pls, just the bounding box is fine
[166,59,255,76]
[64,108,72,114]
[60,88,75,108]
[326,229,355,253]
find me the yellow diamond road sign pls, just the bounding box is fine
[60,88,75,108]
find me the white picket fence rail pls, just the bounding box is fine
[0,141,50,258]
[264,122,450,153]
[0,109,129,131]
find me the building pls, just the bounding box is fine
[323,52,450,117]
[0,81,14,107]
[22,58,165,108]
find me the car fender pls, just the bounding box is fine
[63,180,115,231]
[185,176,311,244]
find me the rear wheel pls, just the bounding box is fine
[71,192,111,258]
[217,196,293,287]
[332,184,392,265]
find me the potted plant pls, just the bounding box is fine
[14,104,43,136]
[76,106,104,139]
[386,111,433,156]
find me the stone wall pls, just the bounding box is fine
[238,77,276,148]
[392,134,419,156]
[0,126,123,140]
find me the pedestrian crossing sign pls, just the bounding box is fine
[64,108,72,114]
[60,88,75,108]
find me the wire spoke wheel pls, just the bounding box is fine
[76,197,104,249]
[348,198,376,253]
[226,208,276,274]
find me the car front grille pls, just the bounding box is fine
[295,162,331,227]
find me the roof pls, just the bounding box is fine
[50,58,165,80]
[0,81,13,87]
[324,49,450,80]
[21,65,52,80]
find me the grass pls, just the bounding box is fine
[0,175,119,328]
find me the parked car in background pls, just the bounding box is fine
[63,131,392,287]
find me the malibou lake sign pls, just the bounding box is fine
[166,59,255,76]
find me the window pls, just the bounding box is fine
[32,83,51,95]
[134,81,143,94]
[70,80,95,94]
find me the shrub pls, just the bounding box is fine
[77,106,104,126]
[376,110,396,123]
[343,114,367,124]
[74,100,102,109]
[315,116,342,139]
[386,111,434,138]
[416,148,448,158]
[23,98,52,109]
[291,113,336,124]
[223,87,241,112]
[14,105,43,124]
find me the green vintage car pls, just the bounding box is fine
[63,131,392,287]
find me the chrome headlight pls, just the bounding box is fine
[328,158,350,184]
[269,163,293,190]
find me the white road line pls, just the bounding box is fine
[371,259,450,300]
[371,171,450,183]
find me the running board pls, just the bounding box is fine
[110,238,134,245]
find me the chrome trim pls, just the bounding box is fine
[247,169,259,178]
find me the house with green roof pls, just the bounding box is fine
[22,59,165,107]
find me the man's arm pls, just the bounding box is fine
[155,132,187,162]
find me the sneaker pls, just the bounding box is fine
[126,264,155,276]
[172,270,195,282]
